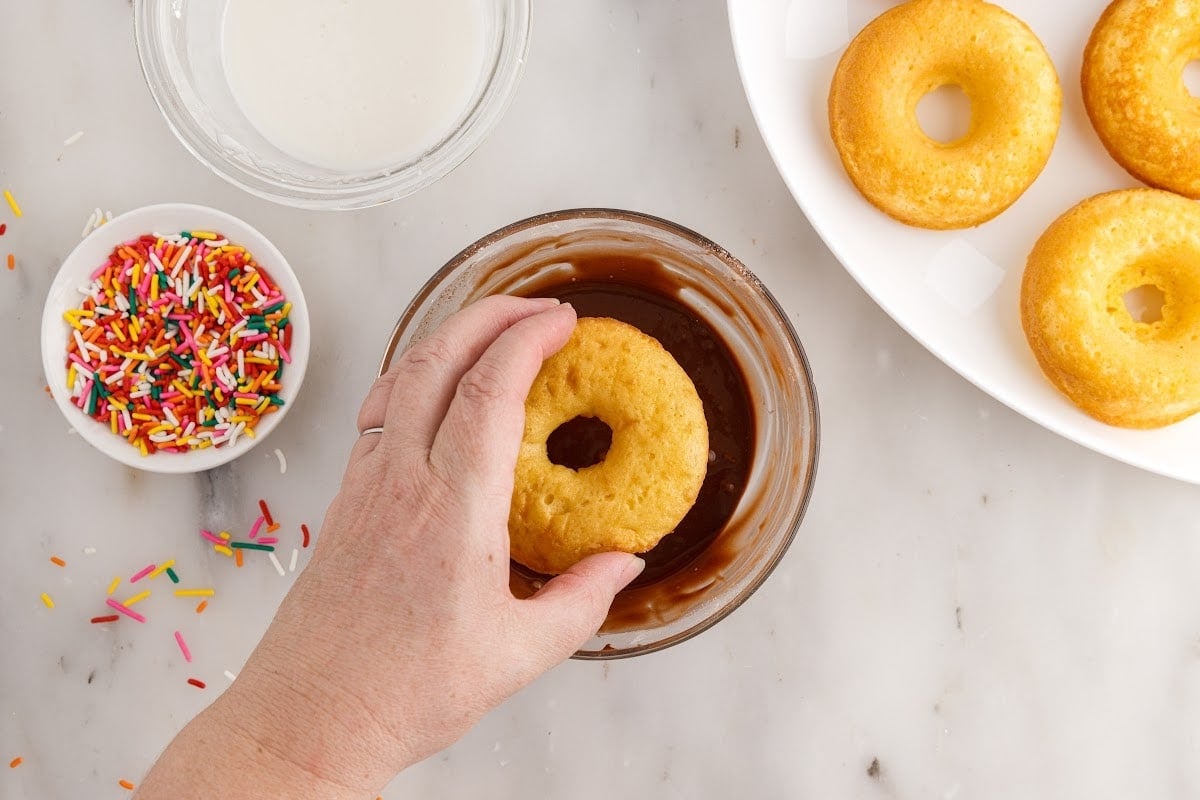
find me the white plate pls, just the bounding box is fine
[41,203,311,474]
[729,0,1198,484]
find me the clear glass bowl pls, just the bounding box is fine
[381,210,819,658]
[134,0,530,210]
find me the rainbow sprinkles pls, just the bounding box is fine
[62,231,292,455]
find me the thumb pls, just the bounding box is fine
[520,552,646,666]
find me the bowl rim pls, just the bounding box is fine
[132,0,532,210]
[378,208,821,659]
[40,202,311,474]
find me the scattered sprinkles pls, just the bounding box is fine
[118,779,136,791]
[195,600,208,614]
[248,514,266,539]
[268,551,286,577]
[165,566,180,584]
[6,254,13,271]
[123,590,151,607]
[62,231,291,456]
[50,556,67,567]
[106,576,121,595]
[258,499,275,527]
[129,564,156,583]
[223,670,238,682]
[186,678,206,689]
[146,559,175,580]
[301,523,311,548]
[63,130,84,147]
[90,614,120,624]
[174,588,214,597]
[106,597,146,623]
[40,593,54,609]
[9,757,23,769]
[4,189,22,217]
[274,447,287,473]
[289,547,299,573]
[174,630,192,663]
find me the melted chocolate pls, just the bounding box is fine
[511,254,755,596]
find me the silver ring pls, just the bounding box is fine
[360,426,385,437]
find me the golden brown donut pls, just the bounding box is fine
[1082,0,1200,198]
[1020,189,1200,428]
[509,317,709,575]
[828,0,1062,229]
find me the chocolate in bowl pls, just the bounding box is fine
[379,209,819,659]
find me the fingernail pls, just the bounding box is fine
[530,296,561,307]
[620,556,646,585]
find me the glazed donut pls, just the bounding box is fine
[828,0,1062,229]
[1082,0,1200,198]
[1020,189,1200,429]
[509,317,709,575]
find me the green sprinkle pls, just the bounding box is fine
[263,301,286,315]
[165,567,179,584]
[228,269,241,279]
[268,395,285,406]
[180,231,191,238]
[169,353,190,368]
[229,542,274,552]
[277,317,289,329]
[128,286,137,310]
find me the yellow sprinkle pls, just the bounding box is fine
[190,231,217,240]
[123,590,151,606]
[5,189,23,217]
[122,351,150,362]
[175,588,215,597]
[147,423,174,435]
[138,440,149,457]
[67,364,77,390]
[197,439,213,449]
[110,410,118,435]
[151,278,159,302]
[219,531,231,540]
[212,544,233,557]
[146,559,176,579]
[111,323,126,343]
[244,427,256,439]
[107,577,120,595]
[132,413,156,422]
[40,593,54,609]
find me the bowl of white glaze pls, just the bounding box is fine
[134,0,530,209]
[40,203,310,474]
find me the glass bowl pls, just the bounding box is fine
[134,0,530,210]
[380,210,820,658]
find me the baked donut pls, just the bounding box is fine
[1020,189,1200,428]
[1082,0,1200,198]
[509,317,709,575]
[828,0,1062,229]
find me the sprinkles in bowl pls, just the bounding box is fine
[63,230,291,456]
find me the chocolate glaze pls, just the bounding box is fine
[508,254,756,628]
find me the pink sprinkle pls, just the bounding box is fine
[275,341,292,365]
[174,630,192,663]
[257,537,278,545]
[242,333,268,343]
[248,515,265,540]
[199,529,224,545]
[129,564,156,583]
[106,598,146,623]
[89,262,109,281]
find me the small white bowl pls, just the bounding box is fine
[40,203,311,474]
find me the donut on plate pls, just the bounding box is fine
[1020,189,1200,429]
[1082,0,1200,198]
[509,317,709,575]
[828,0,1062,229]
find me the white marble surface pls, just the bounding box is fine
[2,2,1199,798]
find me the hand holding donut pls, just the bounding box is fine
[135,296,645,800]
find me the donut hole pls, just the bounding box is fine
[1123,284,1166,324]
[1185,60,1200,99]
[916,84,972,144]
[546,415,613,471]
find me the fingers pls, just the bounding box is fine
[428,303,576,491]
[517,553,645,664]
[376,296,563,456]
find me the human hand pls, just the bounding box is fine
[135,296,644,800]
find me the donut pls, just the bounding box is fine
[509,317,709,575]
[1082,0,1200,198]
[1020,189,1200,429]
[828,0,1062,229]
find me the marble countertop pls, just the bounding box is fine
[3,1,1199,798]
